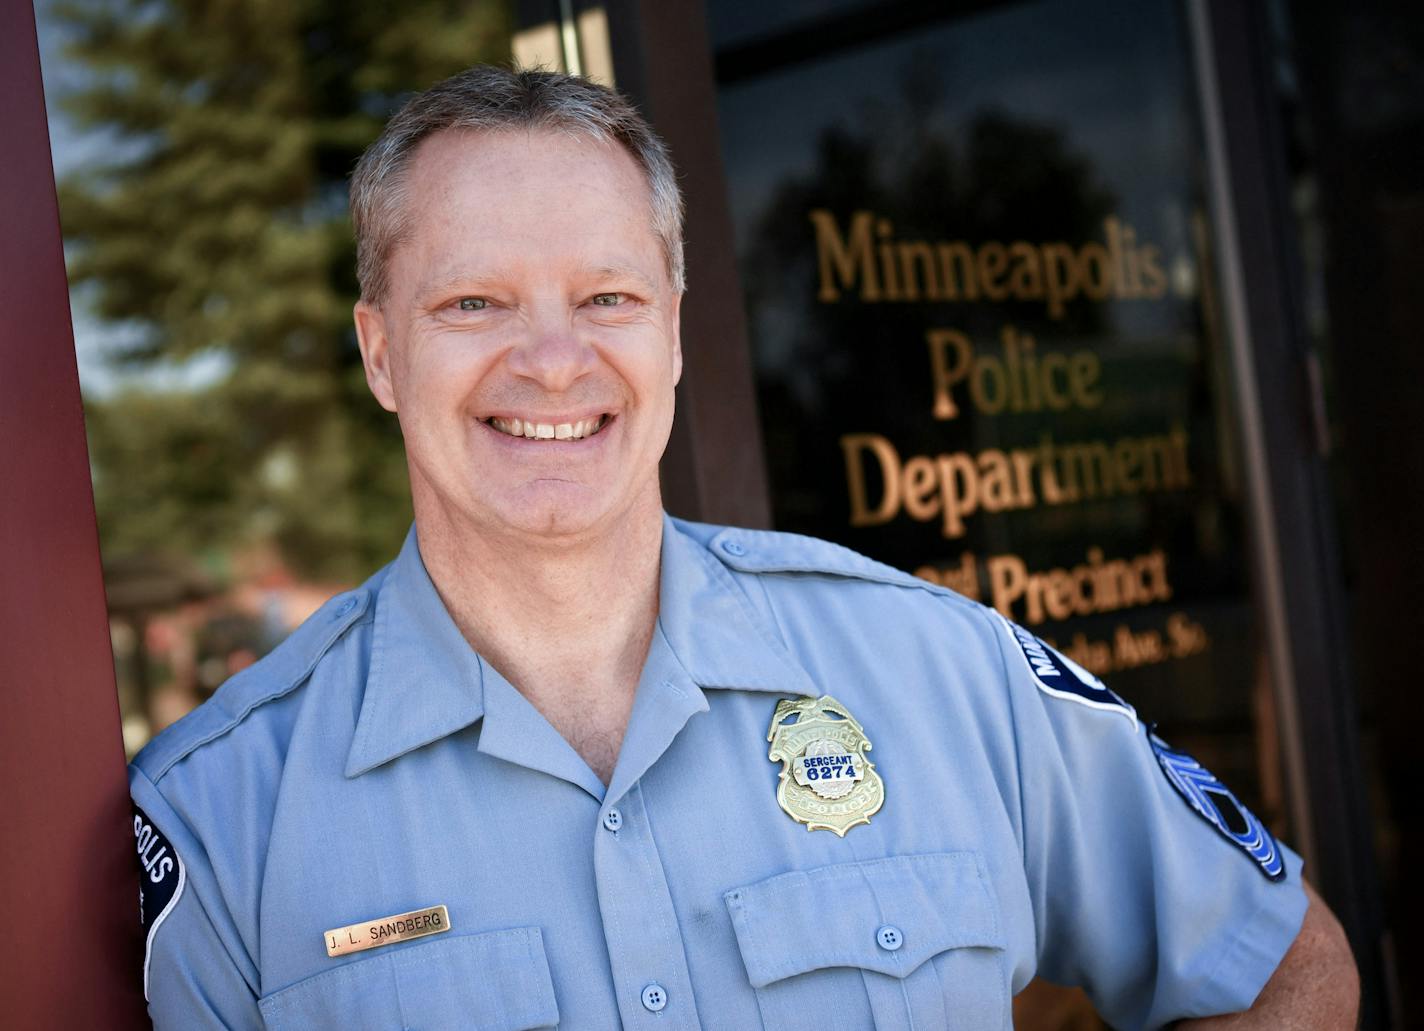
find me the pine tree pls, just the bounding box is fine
[54,0,511,580]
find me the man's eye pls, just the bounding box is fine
[458,297,487,311]
[591,293,625,306]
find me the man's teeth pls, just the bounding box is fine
[487,415,607,440]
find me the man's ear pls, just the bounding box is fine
[354,300,398,413]
[670,291,684,386]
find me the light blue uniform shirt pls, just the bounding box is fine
[130,516,1306,1030]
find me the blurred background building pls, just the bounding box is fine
[23,0,1422,1025]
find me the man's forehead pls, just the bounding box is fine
[389,129,666,297]
[405,125,643,195]
[398,128,655,237]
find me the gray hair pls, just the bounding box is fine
[350,66,685,305]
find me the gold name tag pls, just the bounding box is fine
[324,905,451,958]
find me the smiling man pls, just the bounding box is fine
[350,110,684,784]
[128,67,1356,1029]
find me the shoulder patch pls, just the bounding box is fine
[133,803,186,999]
[995,612,1135,723]
[1149,729,1285,881]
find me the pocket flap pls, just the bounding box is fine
[723,852,1002,987]
[259,926,559,1030]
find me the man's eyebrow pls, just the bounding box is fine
[416,264,662,300]
[589,264,659,292]
[417,268,514,298]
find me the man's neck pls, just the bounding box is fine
[411,495,665,783]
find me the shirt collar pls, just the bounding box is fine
[345,516,817,779]
[344,527,486,778]
[655,515,819,698]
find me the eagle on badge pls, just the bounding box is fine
[767,695,885,836]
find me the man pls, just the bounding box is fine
[130,66,1357,1029]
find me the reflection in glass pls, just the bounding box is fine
[714,0,1280,843]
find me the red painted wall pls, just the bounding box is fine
[0,1,149,1025]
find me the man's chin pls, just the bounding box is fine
[413,469,663,547]
[474,487,617,543]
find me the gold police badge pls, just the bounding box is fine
[766,695,884,835]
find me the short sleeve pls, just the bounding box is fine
[130,765,262,1030]
[986,611,1307,1029]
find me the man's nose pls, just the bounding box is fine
[505,308,598,393]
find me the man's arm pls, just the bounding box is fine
[132,768,262,1028]
[1180,880,1359,1029]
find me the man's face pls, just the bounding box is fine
[355,128,683,544]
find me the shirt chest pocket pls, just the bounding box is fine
[257,926,559,1030]
[724,852,1008,1031]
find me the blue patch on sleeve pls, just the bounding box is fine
[1148,729,1285,881]
[133,803,186,999]
[996,613,1135,723]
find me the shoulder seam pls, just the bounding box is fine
[704,523,983,613]
[145,598,373,783]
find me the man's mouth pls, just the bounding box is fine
[483,414,611,441]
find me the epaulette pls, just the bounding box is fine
[133,585,375,783]
[684,519,976,611]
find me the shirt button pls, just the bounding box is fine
[333,597,356,618]
[602,808,623,832]
[721,539,746,556]
[640,983,667,1012]
[876,925,903,951]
